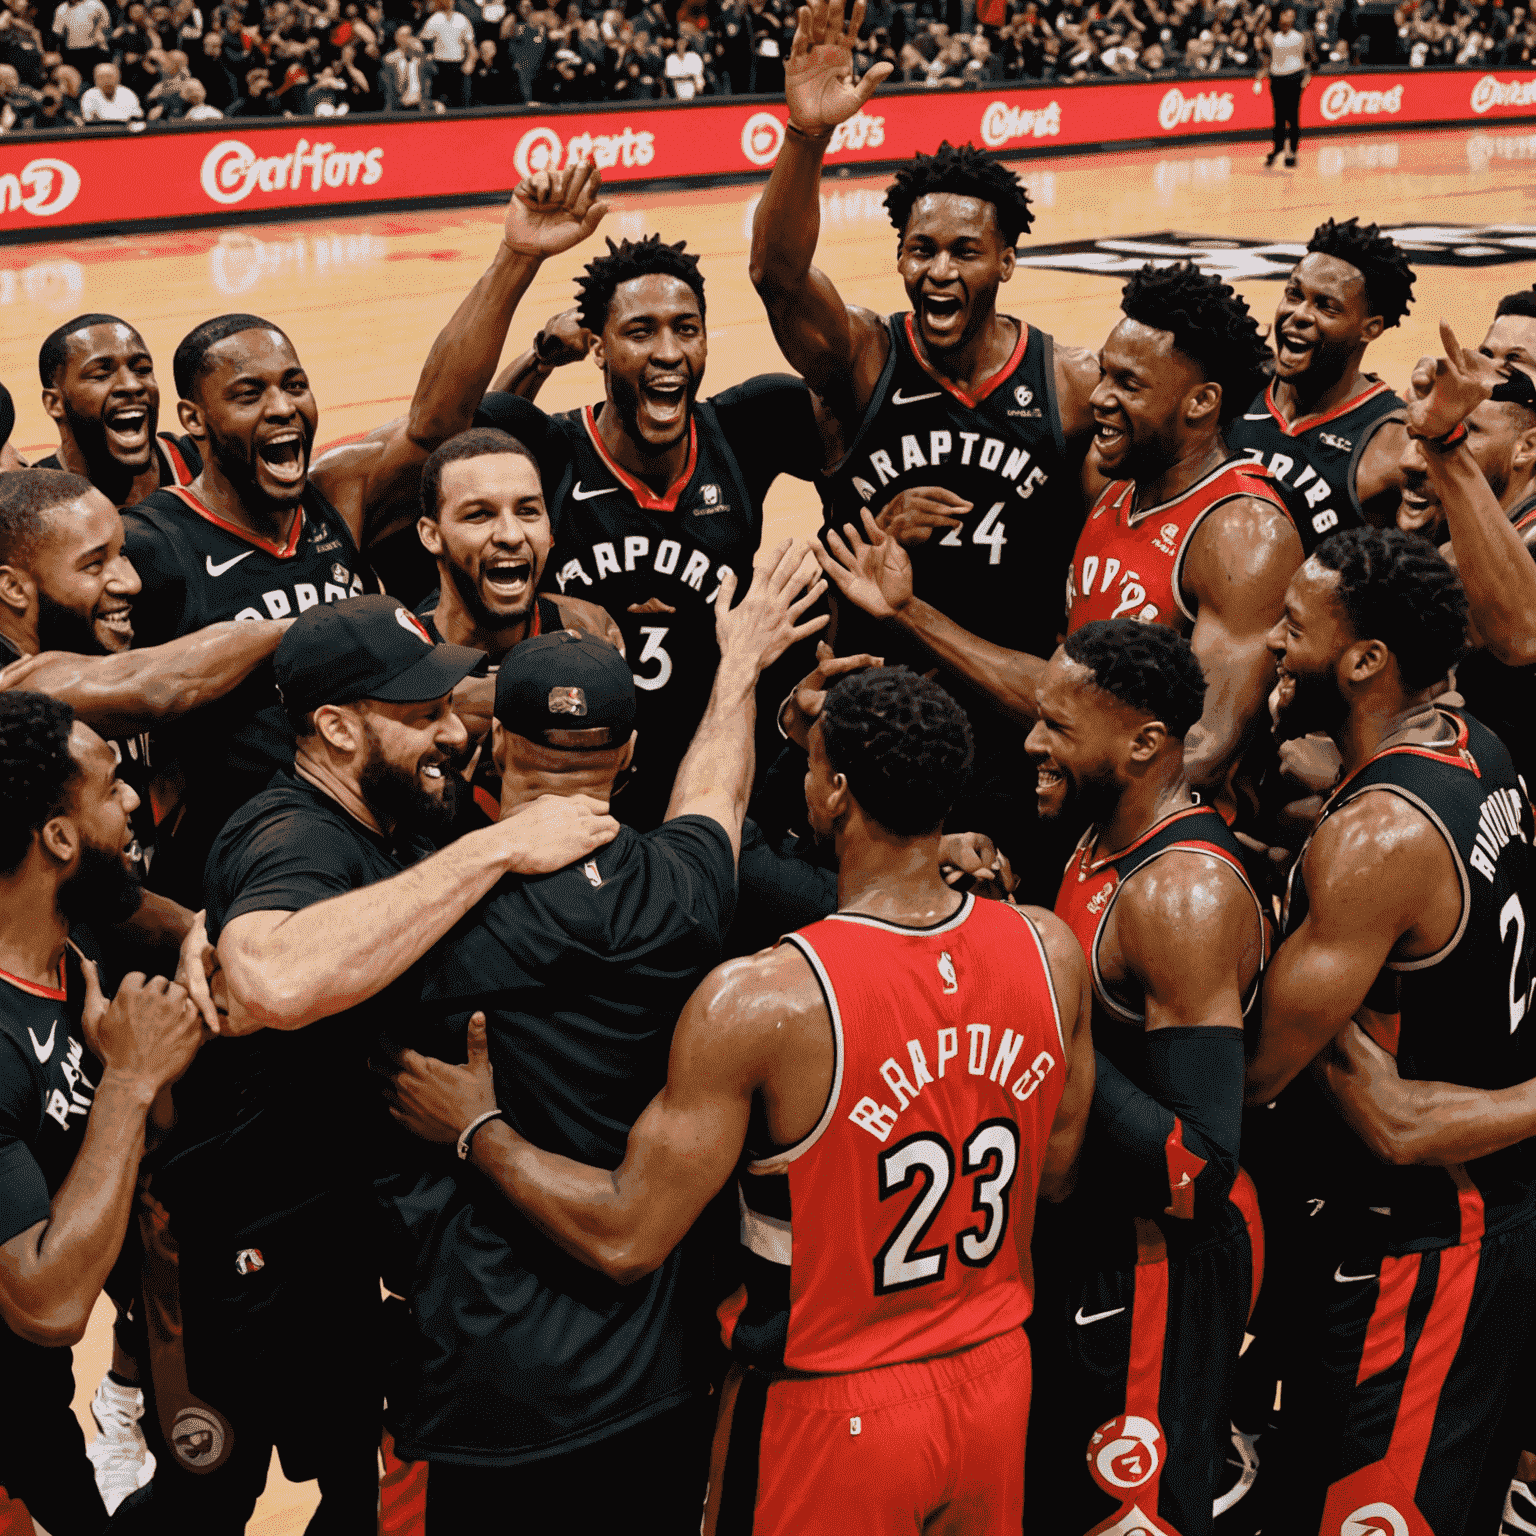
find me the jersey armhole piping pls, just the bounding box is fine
[1007,906,1067,1056]
[819,316,900,482]
[1039,329,1068,460]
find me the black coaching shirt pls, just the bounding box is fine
[0,934,105,1440]
[474,377,820,830]
[381,813,737,1466]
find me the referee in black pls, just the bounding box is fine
[380,541,826,1534]
[1257,4,1314,168]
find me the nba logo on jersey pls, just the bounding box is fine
[937,951,958,994]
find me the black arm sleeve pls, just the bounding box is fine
[1090,1026,1245,1220]
[709,374,822,507]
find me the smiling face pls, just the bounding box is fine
[595,273,707,452]
[1024,649,1138,827]
[1266,557,1356,739]
[1271,252,1382,389]
[898,192,1015,357]
[55,722,144,924]
[26,491,140,654]
[45,322,160,477]
[420,452,552,632]
[352,694,469,838]
[187,328,318,510]
[1088,318,1210,481]
[1398,399,1536,533]
[1480,311,1536,385]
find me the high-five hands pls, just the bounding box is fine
[785,0,893,136]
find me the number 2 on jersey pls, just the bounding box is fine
[1501,891,1536,1033]
[873,1120,1020,1294]
[938,503,1008,565]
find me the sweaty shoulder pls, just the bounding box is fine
[1186,490,1302,592]
[692,941,828,1064]
[1012,903,1086,1033]
[1303,789,1454,926]
[1114,847,1259,976]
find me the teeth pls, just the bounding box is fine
[422,764,444,779]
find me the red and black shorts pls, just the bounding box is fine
[1025,1171,1263,1536]
[705,1329,1031,1536]
[1264,1199,1536,1535]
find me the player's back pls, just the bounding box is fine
[720,894,1067,1376]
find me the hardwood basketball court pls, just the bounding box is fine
[4,120,1535,1533]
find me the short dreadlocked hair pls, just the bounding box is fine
[1118,262,1271,427]
[1304,218,1416,328]
[1062,620,1207,740]
[1496,285,1536,320]
[1312,527,1467,690]
[574,235,705,334]
[884,142,1034,245]
[0,691,79,875]
[819,667,973,836]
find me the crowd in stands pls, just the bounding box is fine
[0,0,1530,127]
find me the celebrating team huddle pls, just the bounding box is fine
[5,5,1536,1536]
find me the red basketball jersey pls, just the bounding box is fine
[1064,458,1287,633]
[717,895,1068,1375]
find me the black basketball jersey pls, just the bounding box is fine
[819,313,1079,661]
[1281,709,1536,1249]
[34,432,201,496]
[1228,377,1402,556]
[121,483,378,900]
[1452,496,1536,800]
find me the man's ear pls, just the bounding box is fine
[313,702,363,755]
[39,813,79,868]
[41,386,66,426]
[417,515,443,558]
[0,564,37,621]
[178,396,206,439]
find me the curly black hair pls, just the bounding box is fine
[819,667,973,836]
[0,691,78,875]
[1118,262,1272,427]
[1305,218,1416,329]
[884,142,1035,245]
[574,235,705,335]
[1312,527,1468,690]
[1496,285,1536,320]
[1062,619,1207,739]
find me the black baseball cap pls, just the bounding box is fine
[494,630,635,751]
[274,594,486,714]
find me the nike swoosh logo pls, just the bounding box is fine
[892,389,943,406]
[571,482,618,501]
[1074,1305,1126,1326]
[29,1021,56,1063]
[1333,1266,1378,1284]
[206,551,256,577]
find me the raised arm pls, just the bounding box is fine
[488,308,594,401]
[748,0,891,418]
[1247,795,1455,1104]
[312,164,610,547]
[0,967,200,1347]
[385,949,812,1284]
[817,509,1047,720]
[1180,495,1302,795]
[1033,906,1095,1202]
[217,794,619,1033]
[663,540,828,861]
[0,619,289,737]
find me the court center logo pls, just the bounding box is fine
[1341,1504,1411,1536]
[0,157,81,219]
[1087,1414,1163,1494]
[740,111,786,167]
[1014,227,1536,282]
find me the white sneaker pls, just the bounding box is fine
[1504,1478,1536,1536]
[86,1376,156,1515]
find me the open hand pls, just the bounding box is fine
[816,507,914,620]
[495,792,620,875]
[785,0,893,134]
[382,1011,498,1145]
[714,538,830,675]
[503,161,610,259]
[779,640,883,749]
[877,485,971,548]
[1405,318,1503,441]
[939,830,1018,896]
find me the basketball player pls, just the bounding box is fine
[474,232,825,829]
[32,314,201,508]
[1022,620,1264,1536]
[122,163,609,902]
[114,595,618,1532]
[1247,527,1536,1534]
[0,691,204,1536]
[385,664,1094,1536]
[1228,218,1416,554]
[1481,285,1536,383]
[752,0,1099,872]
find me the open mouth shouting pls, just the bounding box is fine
[256,428,307,488]
[1093,413,1129,464]
[481,555,533,610]
[103,402,152,459]
[639,371,690,437]
[1274,325,1316,374]
[1034,762,1067,812]
[919,289,966,341]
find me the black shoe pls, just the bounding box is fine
[1265,151,1279,166]
[1285,154,1297,167]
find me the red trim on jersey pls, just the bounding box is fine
[581,405,698,513]
[378,1431,427,1534]
[1449,1164,1486,1245]
[902,313,1029,408]
[1162,1118,1205,1221]
[164,485,305,558]
[1263,377,1396,438]
[1126,1219,1170,1422]
[1230,1167,1264,1320]
[1355,1251,1419,1384]
[157,435,195,486]
[1515,502,1536,536]
[1328,713,1478,811]
[1361,1012,1401,1055]
[1072,804,1211,880]
[0,957,67,1000]
[472,786,500,822]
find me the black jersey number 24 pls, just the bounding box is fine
[873,1119,1020,1295]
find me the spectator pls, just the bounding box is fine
[304,58,351,109]
[52,0,106,80]
[230,59,283,110]
[664,28,702,92]
[0,2,49,88]
[79,58,142,117]
[381,22,433,106]
[190,27,237,106]
[0,57,43,124]
[501,1,546,99]
[419,0,473,103]
[180,70,219,111]
[468,33,514,99]
[144,44,191,115]
[170,0,202,49]
[33,72,80,118]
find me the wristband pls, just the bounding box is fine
[786,119,833,142]
[456,1108,504,1160]
[1409,419,1469,452]
[531,328,560,365]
